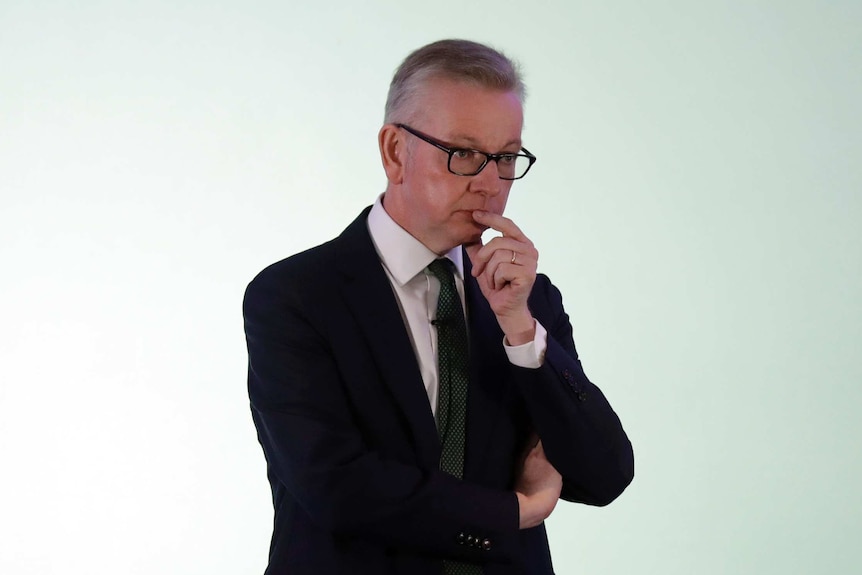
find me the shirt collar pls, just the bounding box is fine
[367,195,464,286]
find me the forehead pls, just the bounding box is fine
[412,78,524,147]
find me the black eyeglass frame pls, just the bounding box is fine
[395,123,537,180]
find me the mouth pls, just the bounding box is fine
[458,208,497,216]
[456,210,488,225]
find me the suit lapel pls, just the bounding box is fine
[334,209,441,469]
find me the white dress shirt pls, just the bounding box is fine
[367,196,547,415]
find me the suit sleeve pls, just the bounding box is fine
[244,267,521,564]
[516,275,635,506]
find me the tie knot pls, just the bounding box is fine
[427,258,455,283]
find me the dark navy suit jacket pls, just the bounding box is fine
[244,207,634,574]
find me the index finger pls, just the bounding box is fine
[472,210,526,241]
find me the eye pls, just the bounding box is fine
[452,149,472,160]
[498,154,517,165]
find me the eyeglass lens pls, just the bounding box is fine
[450,150,530,179]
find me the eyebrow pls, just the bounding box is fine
[448,133,523,151]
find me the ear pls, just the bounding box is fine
[378,124,405,184]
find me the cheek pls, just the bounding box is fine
[426,178,464,209]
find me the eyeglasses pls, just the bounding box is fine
[395,123,537,180]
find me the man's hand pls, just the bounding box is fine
[515,435,563,529]
[465,210,538,345]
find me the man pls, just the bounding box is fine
[244,39,634,574]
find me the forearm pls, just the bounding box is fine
[511,278,634,506]
[253,402,521,562]
[513,335,634,505]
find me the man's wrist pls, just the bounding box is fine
[500,312,535,346]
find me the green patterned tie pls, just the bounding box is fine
[427,259,482,575]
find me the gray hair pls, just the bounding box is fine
[384,39,525,124]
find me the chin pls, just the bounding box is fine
[443,219,486,248]
[461,230,484,246]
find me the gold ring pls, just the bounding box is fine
[511,251,517,265]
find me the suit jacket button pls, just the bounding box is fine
[467,535,476,547]
[577,390,588,402]
[482,538,492,551]
[457,532,466,545]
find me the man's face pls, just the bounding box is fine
[383,78,524,253]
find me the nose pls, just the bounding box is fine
[469,159,502,196]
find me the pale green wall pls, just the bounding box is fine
[2,1,859,573]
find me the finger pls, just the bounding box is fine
[495,258,539,290]
[471,254,496,295]
[474,237,532,274]
[493,262,518,290]
[464,237,483,259]
[486,244,538,286]
[472,210,527,242]
[473,236,539,276]
[465,243,486,278]
[474,247,510,289]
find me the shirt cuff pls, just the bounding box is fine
[503,319,547,368]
